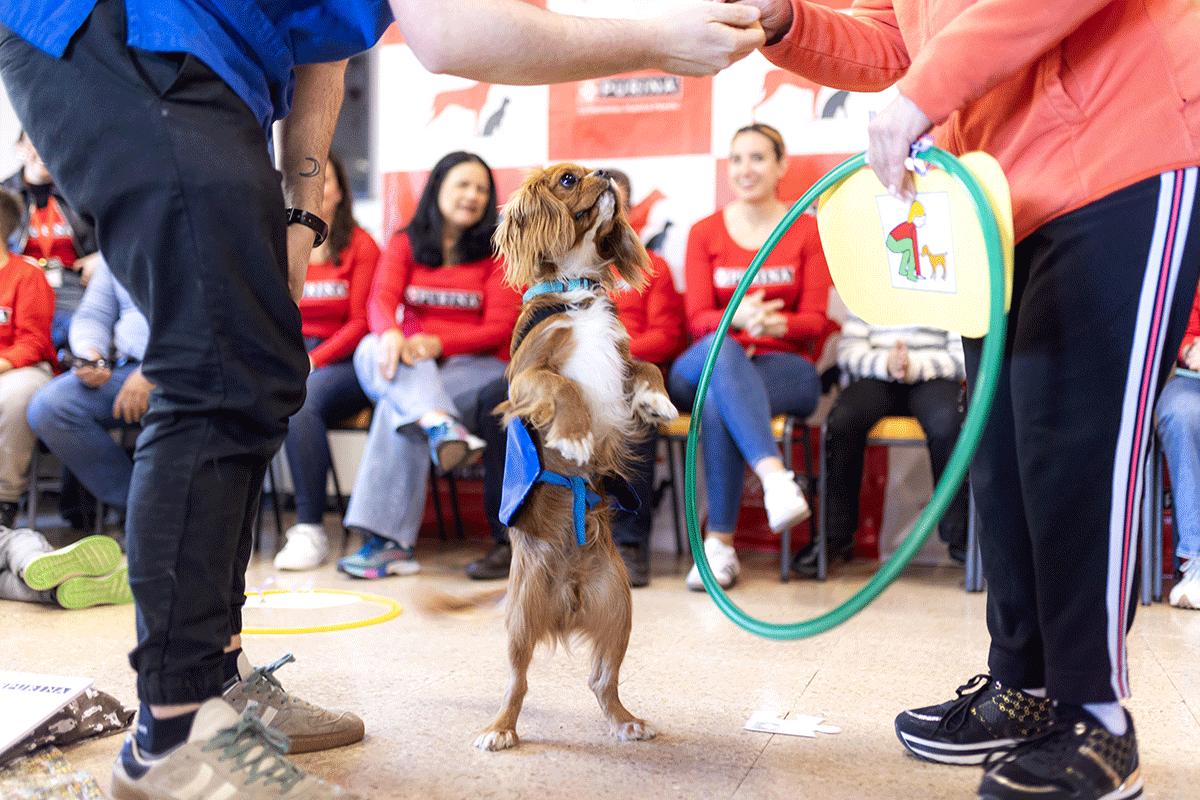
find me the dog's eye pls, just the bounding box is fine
[559,173,578,189]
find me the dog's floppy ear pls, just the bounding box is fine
[494,171,574,289]
[599,212,650,292]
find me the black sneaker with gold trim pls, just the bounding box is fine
[978,705,1142,799]
[895,674,1053,765]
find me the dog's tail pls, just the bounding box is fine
[413,587,507,615]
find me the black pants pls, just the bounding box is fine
[0,0,307,704]
[968,169,1200,704]
[477,375,657,549]
[824,377,967,549]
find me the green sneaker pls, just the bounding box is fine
[22,534,123,591]
[56,566,134,609]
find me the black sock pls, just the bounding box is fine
[135,703,196,756]
[223,647,244,686]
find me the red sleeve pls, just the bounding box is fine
[684,218,725,339]
[628,256,687,365]
[762,1,910,93]
[1180,288,1200,363]
[780,220,832,343]
[436,261,520,358]
[367,233,414,335]
[309,228,381,368]
[0,268,54,369]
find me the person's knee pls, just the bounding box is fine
[26,378,80,434]
[1157,387,1200,434]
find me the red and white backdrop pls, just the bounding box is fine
[372,0,956,561]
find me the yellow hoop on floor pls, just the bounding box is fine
[240,588,403,635]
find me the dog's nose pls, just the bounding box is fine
[591,169,610,180]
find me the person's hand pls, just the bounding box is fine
[727,0,794,45]
[400,334,444,366]
[887,341,909,381]
[653,2,766,76]
[731,290,767,330]
[0,357,11,375]
[754,311,789,339]
[1184,342,1200,371]
[74,350,112,388]
[286,223,317,303]
[867,93,932,201]
[112,368,154,424]
[377,328,405,380]
[75,252,101,287]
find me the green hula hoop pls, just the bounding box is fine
[685,147,1006,640]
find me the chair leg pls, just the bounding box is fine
[1140,448,1154,606]
[1153,451,1165,602]
[666,438,684,557]
[779,417,796,582]
[965,485,985,593]
[798,426,819,566]
[429,466,447,542]
[95,499,106,535]
[25,444,41,528]
[816,422,829,581]
[446,471,465,540]
[327,449,351,556]
[266,459,284,553]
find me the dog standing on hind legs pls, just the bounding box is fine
[472,163,678,752]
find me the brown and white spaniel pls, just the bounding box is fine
[468,163,678,752]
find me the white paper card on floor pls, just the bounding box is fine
[0,672,93,754]
[744,711,841,738]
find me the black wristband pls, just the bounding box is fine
[285,207,329,247]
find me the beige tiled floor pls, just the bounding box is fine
[4,537,1199,799]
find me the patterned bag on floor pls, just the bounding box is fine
[0,687,134,767]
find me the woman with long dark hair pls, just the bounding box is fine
[337,151,519,579]
[275,154,379,571]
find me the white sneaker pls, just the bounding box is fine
[686,537,741,591]
[761,470,812,532]
[1169,558,1200,609]
[274,524,330,571]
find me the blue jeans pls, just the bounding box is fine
[284,355,369,525]
[669,334,820,531]
[1156,374,1200,560]
[27,364,140,509]
[344,334,506,546]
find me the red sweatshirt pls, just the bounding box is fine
[684,210,831,356]
[368,232,519,360]
[300,226,380,369]
[1180,288,1200,363]
[610,253,687,368]
[0,251,55,369]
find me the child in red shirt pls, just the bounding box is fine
[669,124,829,592]
[0,189,55,525]
[275,155,381,571]
[338,152,519,580]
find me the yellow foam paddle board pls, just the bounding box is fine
[816,151,1013,338]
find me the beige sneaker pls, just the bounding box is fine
[111,698,360,799]
[223,653,364,754]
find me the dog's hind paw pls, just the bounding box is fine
[615,719,657,742]
[547,432,594,465]
[474,729,519,751]
[631,383,678,425]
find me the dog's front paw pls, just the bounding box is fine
[631,382,678,425]
[614,718,657,742]
[474,729,519,751]
[547,431,594,465]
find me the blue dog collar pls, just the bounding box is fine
[522,278,600,303]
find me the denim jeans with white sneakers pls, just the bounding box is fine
[343,334,505,547]
[1156,373,1200,560]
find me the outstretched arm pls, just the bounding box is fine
[390,0,766,83]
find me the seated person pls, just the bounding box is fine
[337,152,519,579]
[4,132,100,348]
[27,256,151,522]
[274,154,378,571]
[466,169,688,587]
[0,528,131,608]
[1155,287,1200,609]
[795,313,968,577]
[0,189,56,528]
[670,124,827,591]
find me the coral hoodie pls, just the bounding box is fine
[765,0,1200,241]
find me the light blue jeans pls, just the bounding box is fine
[344,334,506,546]
[1155,374,1200,559]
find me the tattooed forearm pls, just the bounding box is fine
[299,157,320,178]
